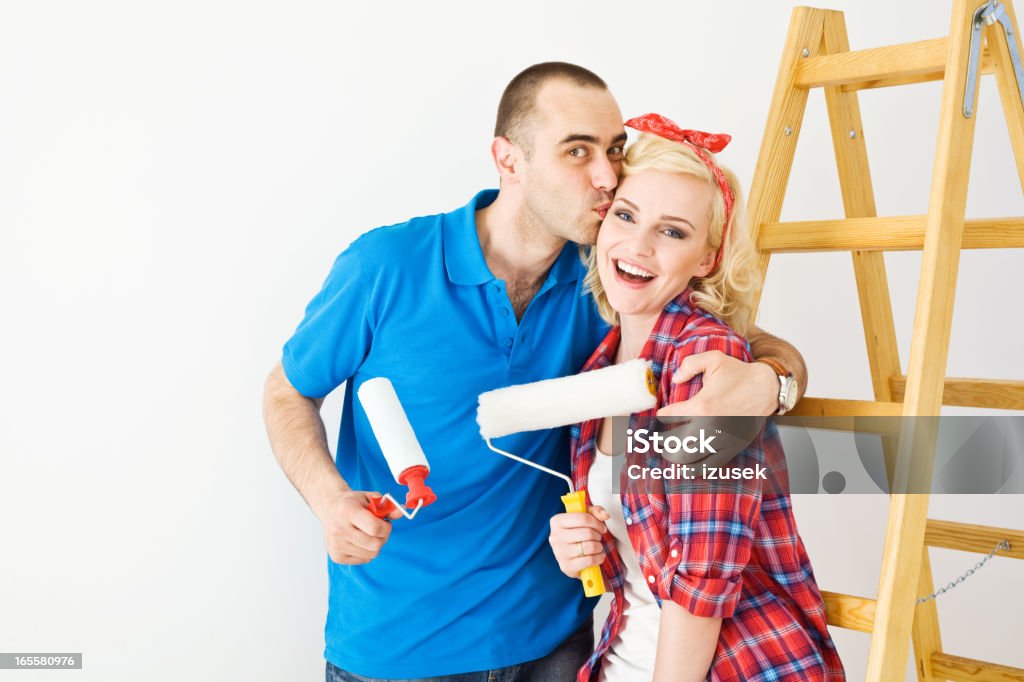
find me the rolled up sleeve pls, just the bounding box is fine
[658,333,762,618]
[659,491,761,618]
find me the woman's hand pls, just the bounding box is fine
[548,506,610,578]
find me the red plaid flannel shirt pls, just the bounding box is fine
[570,289,845,681]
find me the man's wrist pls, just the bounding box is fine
[309,474,350,520]
[754,361,782,415]
[755,358,798,415]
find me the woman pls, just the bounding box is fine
[548,114,845,682]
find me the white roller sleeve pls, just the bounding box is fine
[357,377,430,482]
[477,358,657,439]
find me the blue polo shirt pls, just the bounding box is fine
[282,190,610,678]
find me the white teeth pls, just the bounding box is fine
[616,260,655,279]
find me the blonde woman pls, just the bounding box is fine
[548,114,844,682]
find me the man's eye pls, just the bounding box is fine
[569,147,588,158]
[608,146,624,159]
[616,211,634,223]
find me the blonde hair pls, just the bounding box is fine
[583,132,760,335]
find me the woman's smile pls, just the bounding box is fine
[612,258,658,287]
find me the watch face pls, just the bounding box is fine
[782,377,798,409]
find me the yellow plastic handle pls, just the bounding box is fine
[560,490,606,597]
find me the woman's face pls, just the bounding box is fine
[596,169,717,320]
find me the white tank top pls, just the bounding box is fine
[588,447,660,681]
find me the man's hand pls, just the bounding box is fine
[658,350,779,418]
[548,507,609,578]
[317,489,403,565]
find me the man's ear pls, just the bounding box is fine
[491,136,522,184]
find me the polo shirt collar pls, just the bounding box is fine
[443,189,585,286]
[443,190,498,285]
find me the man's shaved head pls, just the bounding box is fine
[494,62,608,152]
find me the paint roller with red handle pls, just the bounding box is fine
[357,377,437,520]
[476,359,658,597]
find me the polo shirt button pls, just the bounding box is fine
[647,575,655,584]
[670,549,678,558]
[499,308,509,317]
[503,338,513,348]
[625,517,632,526]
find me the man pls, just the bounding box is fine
[263,62,806,681]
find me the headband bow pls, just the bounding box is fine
[624,113,735,273]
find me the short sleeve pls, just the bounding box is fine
[281,242,378,399]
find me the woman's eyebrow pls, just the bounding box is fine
[615,197,694,228]
[661,214,695,229]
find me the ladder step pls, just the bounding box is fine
[820,590,875,633]
[889,377,1024,410]
[777,414,901,435]
[786,397,903,417]
[794,37,995,90]
[758,217,1024,253]
[926,519,1024,559]
[930,652,1024,681]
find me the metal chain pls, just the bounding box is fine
[916,540,1012,605]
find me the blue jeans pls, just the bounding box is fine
[325,616,594,682]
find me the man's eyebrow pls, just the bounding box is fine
[558,132,629,146]
[558,134,599,145]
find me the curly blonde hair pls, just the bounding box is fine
[582,132,760,335]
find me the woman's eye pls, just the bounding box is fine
[569,147,588,158]
[615,211,633,223]
[663,228,685,239]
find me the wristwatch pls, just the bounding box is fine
[756,358,798,416]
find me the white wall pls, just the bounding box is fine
[2,1,1021,680]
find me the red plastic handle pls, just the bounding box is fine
[368,495,398,519]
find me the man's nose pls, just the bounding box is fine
[590,155,618,193]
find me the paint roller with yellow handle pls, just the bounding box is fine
[476,359,658,597]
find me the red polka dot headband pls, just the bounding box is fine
[624,113,735,273]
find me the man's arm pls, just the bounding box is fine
[658,327,806,418]
[263,363,399,564]
[746,326,807,403]
[263,363,343,516]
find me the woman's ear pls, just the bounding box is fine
[694,247,717,278]
[491,137,521,185]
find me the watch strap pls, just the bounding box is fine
[756,358,795,415]
[756,357,792,379]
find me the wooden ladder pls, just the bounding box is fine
[748,2,1024,680]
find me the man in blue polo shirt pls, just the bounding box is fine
[263,62,806,681]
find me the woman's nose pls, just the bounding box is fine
[627,228,655,257]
